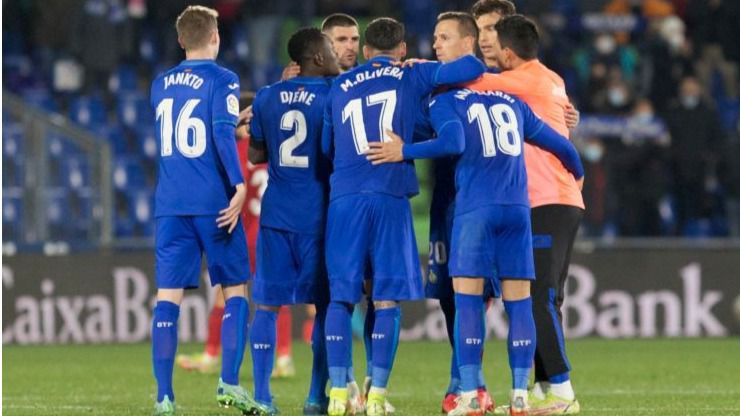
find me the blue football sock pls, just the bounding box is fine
[454,293,484,393]
[364,299,375,378]
[249,309,277,404]
[152,301,180,402]
[308,302,329,402]
[550,372,570,384]
[326,302,352,389]
[221,296,249,386]
[370,306,401,389]
[504,297,536,391]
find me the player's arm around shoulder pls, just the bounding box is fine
[366,92,464,165]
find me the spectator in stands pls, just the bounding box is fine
[589,75,635,115]
[614,98,671,235]
[685,0,739,100]
[639,15,695,112]
[663,76,725,234]
[574,32,639,87]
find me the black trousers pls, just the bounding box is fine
[530,204,584,382]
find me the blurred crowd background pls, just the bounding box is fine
[3,0,740,251]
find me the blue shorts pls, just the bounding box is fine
[426,200,500,299]
[326,193,423,304]
[155,215,249,289]
[253,226,329,306]
[449,205,534,282]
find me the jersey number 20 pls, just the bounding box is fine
[156,98,206,158]
[467,103,521,157]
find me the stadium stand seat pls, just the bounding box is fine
[116,90,151,128]
[2,188,23,242]
[69,94,107,127]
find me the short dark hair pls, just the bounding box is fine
[494,15,539,60]
[437,11,478,39]
[364,17,405,51]
[321,13,358,32]
[471,0,516,19]
[287,27,327,64]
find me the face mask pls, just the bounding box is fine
[595,35,616,55]
[681,95,699,109]
[583,143,604,163]
[608,88,627,107]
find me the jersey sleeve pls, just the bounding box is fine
[249,87,267,142]
[412,55,485,95]
[211,70,244,186]
[518,99,545,138]
[402,92,465,160]
[212,70,241,126]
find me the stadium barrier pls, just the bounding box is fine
[3,243,739,345]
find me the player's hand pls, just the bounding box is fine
[565,102,580,130]
[217,183,246,234]
[236,106,253,140]
[576,176,584,191]
[281,61,301,80]
[391,58,430,68]
[366,130,404,165]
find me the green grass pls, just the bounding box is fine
[4,338,740,415]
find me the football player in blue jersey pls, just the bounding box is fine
[247,27,341,416]
[411,11,498,414]
[149,6,263,416]
[366,86,584,416]
[321,17,486,416]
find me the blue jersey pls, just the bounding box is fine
[322,55,485,200]
[151,60,243,217]
[250,77,332,234]
[429,88,583,214]
[414,95,457,212]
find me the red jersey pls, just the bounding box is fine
[237,134,267,274]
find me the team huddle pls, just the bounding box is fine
[149,2,585,416]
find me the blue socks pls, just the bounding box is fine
[550,372,570,383]
[454,293,484,393]
[221,296,249,386]
[364,300,375,379]
[308,303,329,403]
[249,309,277,404]
[504,297,536,390]
[326,302,352,389]
[370,306,401,389]
[152,301,180,402]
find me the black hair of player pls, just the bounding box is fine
[288,27,327,65]
[321,13,358,31]
[364,17,405,52]
[494,15,539,60]
[471,0,516,19]
[437,11,479,39]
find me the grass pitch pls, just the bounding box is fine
[4,338,740,415]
